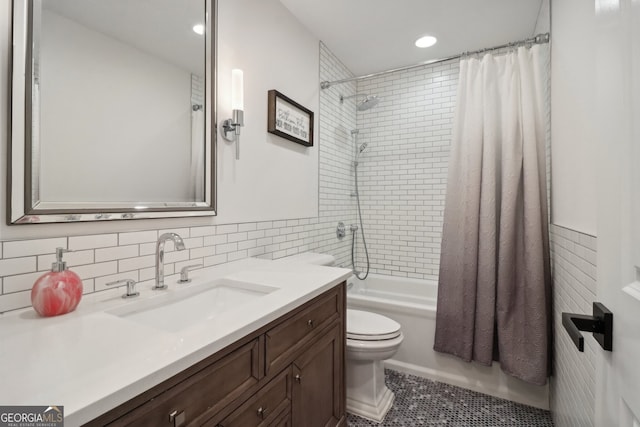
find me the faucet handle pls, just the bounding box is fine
[178,264,203,284]
[106,279,139,299]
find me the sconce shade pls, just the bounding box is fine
[231,69,244,110]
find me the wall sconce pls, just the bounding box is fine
[221,69,244,159]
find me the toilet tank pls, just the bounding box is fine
[277,252,336,266]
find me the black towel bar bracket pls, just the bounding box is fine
[561,302,613,352]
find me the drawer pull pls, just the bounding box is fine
[257,406,268,419]
[295,374,302,383]
[169,410,186,427]
[307,319,314,328]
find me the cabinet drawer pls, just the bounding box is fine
[265,288,341,374]
[106,338,260,427]
[213,367,291,427]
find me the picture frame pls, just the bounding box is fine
[267,90,314,147]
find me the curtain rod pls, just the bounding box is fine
[320,33,550,89]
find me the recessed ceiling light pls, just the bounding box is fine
[415,35,437,48]
[193,24,205,35]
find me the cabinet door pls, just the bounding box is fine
[212,367,291,427]
[291,324,344,427]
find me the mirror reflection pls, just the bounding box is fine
[9,0,215,223]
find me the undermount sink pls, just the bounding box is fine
[107,278,278,332]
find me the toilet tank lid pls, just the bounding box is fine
[277,252,336,266]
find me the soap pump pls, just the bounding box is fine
[31,248,83,317]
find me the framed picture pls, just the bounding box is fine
[267,90,314,147]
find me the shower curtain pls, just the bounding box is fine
[433,45,551,386]
[190,108,205,201]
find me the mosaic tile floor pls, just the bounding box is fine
[347,370,554,427]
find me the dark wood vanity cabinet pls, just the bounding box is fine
[84,283,346,427]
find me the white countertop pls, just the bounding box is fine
[0,258,351,426]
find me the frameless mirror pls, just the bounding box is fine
[9,0,216,224]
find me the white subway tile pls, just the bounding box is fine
[238,223,257,232]
[140,243,156,256]
[0,257,37,276]
[3,272,42,293]
[3,237,67,258]
[204,235,227,245]
[228,232,248,243]
[95,271,140,292]
[159,228,191,238]
[139,267,156,282]
[190,226,216,237]
[190,246,215,259]
[37,250,94,271]
[163,250,190,264]
[118,255,155,272]
[118,230,157,245]
[69,234,118,250]
[204,254,227,266]
[217,224,238,234]
[73,262,118,280]
[0,290,31,313]
[216,243,238,254]
[95,245,139,262]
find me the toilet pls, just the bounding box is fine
[277,252,404,423]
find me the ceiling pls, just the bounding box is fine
[43,0,206,74]
[279,0,544,76]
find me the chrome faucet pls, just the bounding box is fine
[153,233,186,290]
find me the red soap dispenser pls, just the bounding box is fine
[31,248,83,317]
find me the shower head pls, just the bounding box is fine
[358,142,369,154]
[340,94,381,111]
[357,95,380,111]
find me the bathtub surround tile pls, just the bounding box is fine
[347,370,554,427]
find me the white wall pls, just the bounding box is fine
[550,0,598,235]
[40,10,193,203]
[215,0,319,224]
[0,0,319,240]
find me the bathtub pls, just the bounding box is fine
[346,274,549,410]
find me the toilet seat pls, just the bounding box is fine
[347,309,401,341]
